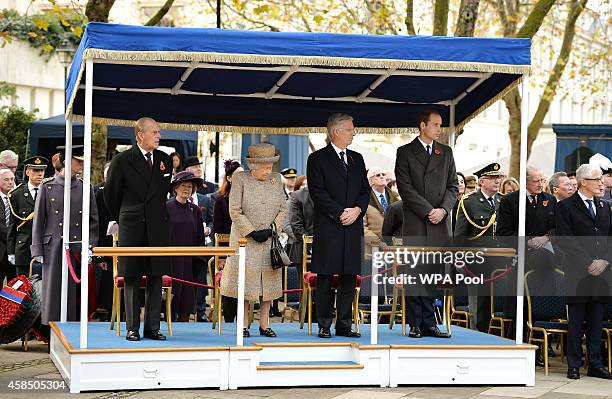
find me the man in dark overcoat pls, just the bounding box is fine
[307,113,370,339]
[395,109,457,338]
[556,163,612,380]
[104,117,172,341]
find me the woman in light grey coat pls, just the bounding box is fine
[220,143,287,338]
[31,152,98,325]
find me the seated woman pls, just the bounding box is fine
[220,143,288,338]
[167,171,205,322]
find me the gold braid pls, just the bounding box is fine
[7,186,34,230]
[458,194,496,240]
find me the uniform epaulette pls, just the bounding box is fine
[41,176,55,184]
[461,192,475,200]
[7,183,23,197]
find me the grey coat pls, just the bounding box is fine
[288,187,314,265]
[31,176,98,324]
[395,138,458,245]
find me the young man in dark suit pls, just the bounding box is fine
[104,117,172,341]
[307,113,370,339]
[395,109,457,338]
[556,163,612,380]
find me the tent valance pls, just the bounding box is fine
[66,23,531,134]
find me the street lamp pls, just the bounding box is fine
[56,39,76,107]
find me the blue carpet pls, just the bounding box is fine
[55,322,516,350]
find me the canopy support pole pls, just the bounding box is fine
[370,246,379,345]
[449,103,456,148]
[79,58,94,349]
[60,118,73,322]
[236,244,246,346]
[515,73,528,345]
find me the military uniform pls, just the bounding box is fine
[454,163,502,332]
[7,156,49,276]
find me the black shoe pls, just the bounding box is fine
[143,330,166,340]
[535,353,545,368]
[408,326,422,338]
[586,367,612,379]
[126,330,140,341]
[318,327,332,338]
[196,312,209,322]
[269,309,282,318]
[336,329,361,338]
[259,327,277,337]
[243,328,250,338]
[421,326,451,338]
[567,367,580,379]
[548,343,556,358]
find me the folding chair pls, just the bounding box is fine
[488,268,514,337]
[211,233,230,334]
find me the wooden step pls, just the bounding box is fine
[256,361,364,371]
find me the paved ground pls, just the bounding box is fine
[0,340,610,399]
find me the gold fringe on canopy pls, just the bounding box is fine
[70,114,423,135]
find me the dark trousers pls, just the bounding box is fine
[316,274,356,332]
[222,295,238,323]
[405,294,436,329]
[1,257,16,283]
[124,275,162,332]
[567,302,605,369]
[193,257,209,316]
[95,259,114,311]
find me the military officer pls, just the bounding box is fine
[30,148,98,325]
[7,156,49,277]
[454,162,503,332]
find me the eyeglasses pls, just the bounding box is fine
[584,178,604,183]
[528,179,547,184]
[373,173,386,178]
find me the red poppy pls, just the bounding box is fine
[542,200,549,207]
[434,149,441,155]
[160,161,166,171]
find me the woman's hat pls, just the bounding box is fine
[169,171,203,194]
[223,159,241,175]
[245,143,279,164]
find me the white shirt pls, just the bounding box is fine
[27,182,40,200]
[578,190,596,217]
[417,136,434,154]
[330,142,347,162]
[190,192,199,206]
[137,144,153,163]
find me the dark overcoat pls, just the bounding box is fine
[307,144,370,275]
[556,192,612,303]
[288,187,314,265]
[104,146,172,277]
[496,190,556,237]
[395,138,457,246]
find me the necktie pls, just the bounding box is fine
[426,144,431,155]
[529,194,536,207]
[339,151,348,172]
[145,152,153,169]
[379,194,389,213]
[586,199,596,220]
[3,196,9,227]
[488,197,495,209]
[32,187,38,201]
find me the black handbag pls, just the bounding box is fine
[270,222,290,270]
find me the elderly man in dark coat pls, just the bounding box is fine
[104,117,172,341]
[307,113,370,339]
[395,109,458,338]
[31,149,98,325]
[556,163,612,380]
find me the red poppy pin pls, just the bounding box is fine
[434,149,441,155]
[160,161,166,171]
[542,200,549,207]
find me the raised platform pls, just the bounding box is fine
[50,321,536,393]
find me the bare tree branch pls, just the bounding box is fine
[145,0,175,26]
[516,0,556,38]
[223,1,281,32]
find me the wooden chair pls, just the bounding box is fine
[488,268,514,337]
[109,234,173,336]
[449,285,471,329]
[602,304,612,372]
[211,233,230,334]
[281,265,303,323]
[300,235,360,335]
[525,268,568,375]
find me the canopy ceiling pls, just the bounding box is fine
[66,23,531,134]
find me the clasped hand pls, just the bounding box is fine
[427,208,445,225]
[340,207,360,226]
[588,259,608,276]
[249,228,273,243]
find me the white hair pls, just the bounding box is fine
[0,168,14,177]
[575,163,601,186]
[526,165,540,179]
[0,150,18,164]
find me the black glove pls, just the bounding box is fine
[248,229,273,243]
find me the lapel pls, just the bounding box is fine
[128,146,152,183]
[409,138,430,169]
[571,193,594,222]
[476,190,494,211]
[324,144,347,181]
[146,150,163,202]
[370,189,384,214]
[22,185,35,207]
[426,141,443,173]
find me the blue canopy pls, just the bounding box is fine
[66,23,531,134]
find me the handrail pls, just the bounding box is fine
[93,238,247,257]
[379,245,516,257]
